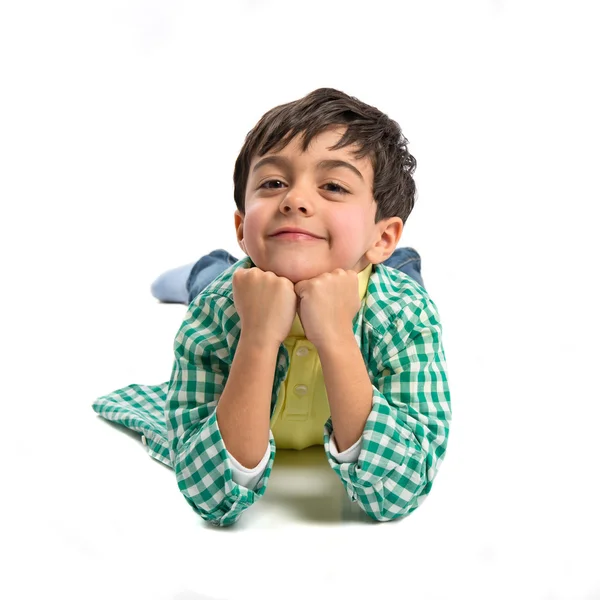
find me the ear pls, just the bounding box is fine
[234,210,248,255]
[364,218,404,265]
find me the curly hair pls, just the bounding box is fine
[233,87,417,225]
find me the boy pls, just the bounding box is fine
[93,88,452,527]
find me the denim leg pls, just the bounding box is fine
[150,262,197,304]
[382,247,425,289]
[187,249,240,303]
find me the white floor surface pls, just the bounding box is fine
[2,1,599,599]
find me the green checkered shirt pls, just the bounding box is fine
[93,256,452,527]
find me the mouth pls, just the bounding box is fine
[270,232,323,242]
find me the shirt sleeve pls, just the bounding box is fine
[165,293,276,527]
[323,297,452,522]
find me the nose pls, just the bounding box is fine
[280,185,312,215]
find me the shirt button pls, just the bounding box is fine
[296,346,309,357]
[293,384,308,396]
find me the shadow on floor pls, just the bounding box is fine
[96,417,375,525]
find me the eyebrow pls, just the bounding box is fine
[251,156,364,181]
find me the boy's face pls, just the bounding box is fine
[234,125,403,284]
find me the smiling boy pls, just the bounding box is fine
[93,88,452,527]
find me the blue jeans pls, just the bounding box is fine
[186,247,424,304]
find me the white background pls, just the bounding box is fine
[1,1,599,599]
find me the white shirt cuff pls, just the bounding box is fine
[227,443,271,489]
[226,431,362,489]
[329,433,361,463]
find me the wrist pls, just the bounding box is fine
[313,329,356,353]
[239,332,281,353]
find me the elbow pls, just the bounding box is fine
[361,477,427,523]
[172,450,260,527]
[349,453,434,523]
[174,471,252,527]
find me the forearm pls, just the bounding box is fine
[316,332,373,452]
[216,335,279,469]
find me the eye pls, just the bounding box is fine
[323,181,348,194]
[260,179,286,190]
[259,179,349,194]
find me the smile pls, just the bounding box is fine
[270,233,323,241]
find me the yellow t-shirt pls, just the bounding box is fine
[270,263,373,450]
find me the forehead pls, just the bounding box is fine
[249,126,373,182]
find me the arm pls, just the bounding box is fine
[320,298,452,522]
[165,293,278,527]
[316,336,373,452]
[216,335,279,468]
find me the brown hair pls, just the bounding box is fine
[233,87,417,224]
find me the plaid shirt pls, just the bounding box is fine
[93,256,452,527]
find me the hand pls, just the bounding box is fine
[294,269,361,349]
[232,267,297,347]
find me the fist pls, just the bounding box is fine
[232,267,297,346]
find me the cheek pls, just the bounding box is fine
[240,205,267,247]
[331,208,366,240]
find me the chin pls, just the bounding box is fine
[256,260,320,283]
[273,267,316,283]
